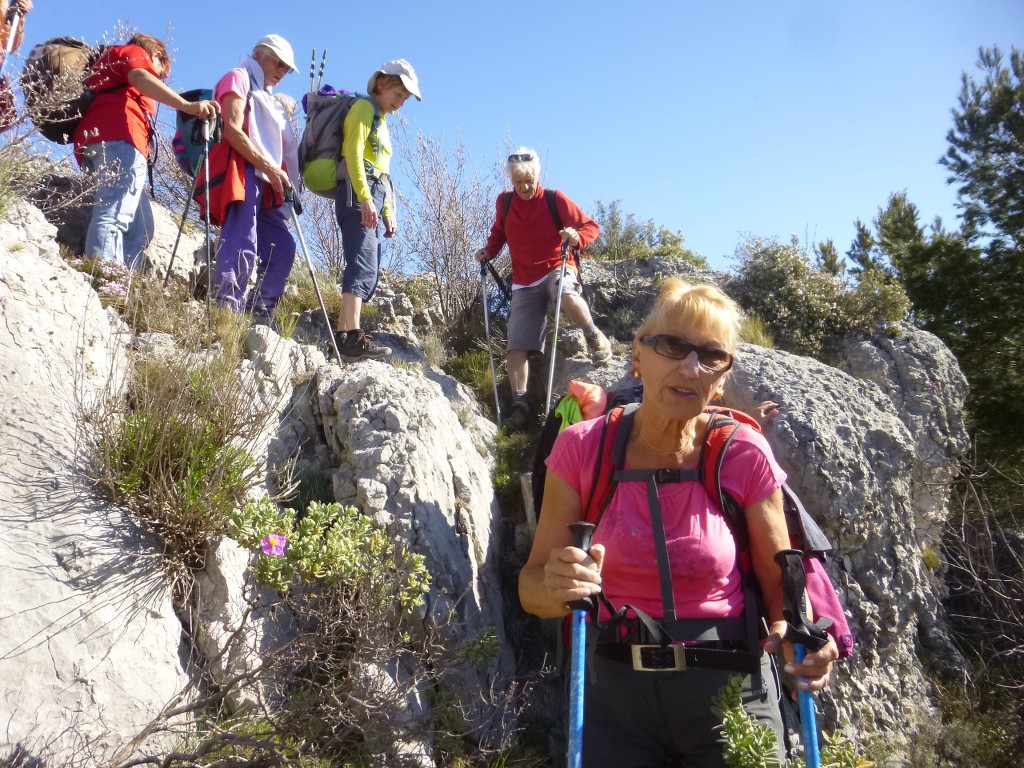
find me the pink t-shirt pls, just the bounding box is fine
[546,413,787,621]
[214,68,249,104]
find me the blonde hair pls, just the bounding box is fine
[636,278,742,353]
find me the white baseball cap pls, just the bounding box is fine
[367,59,422,101]
[254,34,298,72]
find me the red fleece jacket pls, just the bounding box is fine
[483,185,600,286]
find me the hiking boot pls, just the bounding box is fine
[586,329,612,366]
[501,402,531,433]
[341,330,392,361]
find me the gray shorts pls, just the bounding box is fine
[506,267,584,354]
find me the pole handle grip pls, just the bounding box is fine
[568,521,595,553]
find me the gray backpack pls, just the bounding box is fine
[298,87,381,198]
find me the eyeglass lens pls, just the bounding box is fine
[644,335,732,370]
[507,153,534,163]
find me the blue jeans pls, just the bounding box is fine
[80,141,153,269]
[334,178,385,301]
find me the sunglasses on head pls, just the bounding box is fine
[640,334,734,372]
[507,153,534,163]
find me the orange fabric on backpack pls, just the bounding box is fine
[568,380,607,421]
[194,140,245,227]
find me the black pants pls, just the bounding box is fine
[580,651,784,768]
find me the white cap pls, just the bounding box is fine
[367,59,422,101]
[254,34,298,72]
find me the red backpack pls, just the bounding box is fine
[573,402,855,659]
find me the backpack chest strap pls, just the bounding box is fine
[613,467,702,484]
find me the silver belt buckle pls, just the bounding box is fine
[630,644,686,672]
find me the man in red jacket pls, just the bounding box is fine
[475,147,611,432]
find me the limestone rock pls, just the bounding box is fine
[0,202,190,763]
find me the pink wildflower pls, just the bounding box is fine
[260,533,288,556]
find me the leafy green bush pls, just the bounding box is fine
[92,344,269,583]
[230,498,430,611]
[729,236,909,359]
[178,716,332,767]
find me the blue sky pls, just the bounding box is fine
[20,0,1024,270]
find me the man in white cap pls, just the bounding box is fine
[207,34,301,326]
[331,59,421,360]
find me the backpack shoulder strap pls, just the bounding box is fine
[500,191,514,228]
[582,403,636,527]
[359,94,382,152]
[701,406,761,556]
[544,188,563,231]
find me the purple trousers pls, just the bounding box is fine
[212,164,296,318]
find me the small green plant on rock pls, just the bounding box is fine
[229,498,431,611]
[91,328,271,587]
[713,675,874,768]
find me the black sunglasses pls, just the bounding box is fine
[507,153,534,163]
[640,334,733,372]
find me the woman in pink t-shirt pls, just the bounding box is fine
[519,278,839,767]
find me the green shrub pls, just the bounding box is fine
[178,716,331,767]
[446,348,498,412]
[493,430,535,510]
[229,498,430,611]
[740,314,775,348]
[730,236,909,360]
[279,268,343,322]
[713,675,874,767]
[92,343,269,583]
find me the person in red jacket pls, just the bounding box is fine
[475,148,611,432]
[73,33,218,268]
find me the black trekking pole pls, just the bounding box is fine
[480,260,502,424]
[164,115,221,290]
[284,190,343,365]
[544,241,570,416]
[483,259,511,305]
[566,521,596,768]
[316,50,327,91]
[775,550,831,768]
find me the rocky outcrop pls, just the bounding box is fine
[0,201,970,763]
[0,203,190,762]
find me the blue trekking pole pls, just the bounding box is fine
[775,550,831,768]
[566,521,596,768]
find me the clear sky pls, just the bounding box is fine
[18,0,1024,270]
